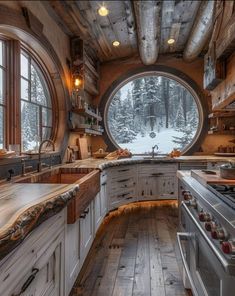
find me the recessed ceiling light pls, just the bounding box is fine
[98,5,109,16]
[167,38,175,45]
[112,40,120,47]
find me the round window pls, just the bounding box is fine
[105,74,202,155]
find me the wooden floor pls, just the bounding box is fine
[70,201,191,296]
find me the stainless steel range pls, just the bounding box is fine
[178,176,235,296]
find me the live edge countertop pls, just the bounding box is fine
[0,182,79,261]
[63,155,232,170]
[0,154,231,261]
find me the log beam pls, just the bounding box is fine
[133,1,161,65]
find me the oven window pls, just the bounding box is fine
[197,242,220,296]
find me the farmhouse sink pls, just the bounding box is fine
[17,167,100,224]
[17,167,91,184]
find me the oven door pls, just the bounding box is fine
[178,202,235,296]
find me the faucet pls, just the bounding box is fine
[151,145,159,159]
[38,139,55,172]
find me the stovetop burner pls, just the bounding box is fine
[207,183,235,209]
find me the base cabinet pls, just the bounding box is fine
[0,210,65,296]
[138,164,178,200]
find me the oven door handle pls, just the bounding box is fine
[177,232,199,296]
[181,201,232,274]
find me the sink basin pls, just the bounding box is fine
[17,166,101,224]
[17,167,94,184]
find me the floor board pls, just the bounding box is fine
[70,201,191,296]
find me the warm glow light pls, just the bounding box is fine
[98,5,109,16]
[167,38,175,45]
[74,78,81,87]
[112,40,120,47]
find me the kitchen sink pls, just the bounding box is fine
[17,166,101,224]
[17,167,94,184]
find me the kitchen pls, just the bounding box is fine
[0,1,235,296]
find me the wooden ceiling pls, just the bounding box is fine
[43,0,212,64]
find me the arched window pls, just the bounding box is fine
[106,74,202,155]
[20,50,52,151]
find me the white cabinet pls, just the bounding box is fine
[80,203,94,264]
[65,219,80,295]
[138,164,178,200]
[65,201,94,295]
[107,166,137,210]
[100,170,108,217]
[94,192,103,233]
[0,210,65,296]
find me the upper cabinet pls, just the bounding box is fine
[203,1,235,111]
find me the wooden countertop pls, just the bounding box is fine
[177,169,235,186]
[63,155,231,170]
[0,182,78,261]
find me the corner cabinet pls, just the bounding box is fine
[0,210,66,296]
[138,164,178,200]
[107,166,138,211]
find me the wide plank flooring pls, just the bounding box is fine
[70,201,191,296]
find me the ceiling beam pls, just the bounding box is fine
[133,0,161,65]
[183,0,215,62]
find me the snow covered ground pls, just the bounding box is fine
[116,128,185,154]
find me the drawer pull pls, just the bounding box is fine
[84,208,89,214]
[126,196,133,200]
[80,214,86,219]
[117,192,130,198]
[118,169,130,172]
[101,182,107,186]
[117,178,130,183]
[151,173,164,177]
[13,268,39,296]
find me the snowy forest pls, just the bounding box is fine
[21,54,52,151]
[107,76,199,154]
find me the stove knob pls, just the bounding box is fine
[205,221,217,232]
[198,212,212,222]
[221,241,235,254]
[184,193,192,201]
[189,198,197,208]
[211,228,226,240]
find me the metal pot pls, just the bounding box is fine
[220,164,235,179]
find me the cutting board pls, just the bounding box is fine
[191,170,235,186]
[77,137,89,159]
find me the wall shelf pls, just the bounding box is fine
[208,130,235,135]
[70,128,103,136]
[72,107,102,121]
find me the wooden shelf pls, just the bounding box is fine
[72,107,102,121]
[208,111,235,118]
[70,128,103,136]
[208,130,235,135]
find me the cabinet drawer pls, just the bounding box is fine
[108,166,136,179]
[109,177,136,191]
[109,189,135,201]
[109,189,136,210]
[0,210,65,295]
[139,164,178,174]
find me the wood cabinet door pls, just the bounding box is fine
[138,174,159,200]
[156,174,178,198]
[94,193,103,233]
[80,203,93,263]
[9,232,64,296]
[65,219,80,295]
[100,181,107,218]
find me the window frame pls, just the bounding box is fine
[101,68,207,156]
[20,48,53,151]
[0,36,57,152]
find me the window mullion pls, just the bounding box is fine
[8,39,21,148]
